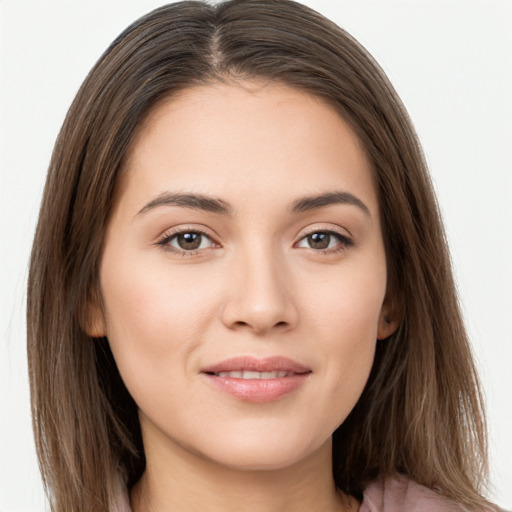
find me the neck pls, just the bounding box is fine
[130,433,357,512]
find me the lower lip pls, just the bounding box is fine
[203,373,310,403]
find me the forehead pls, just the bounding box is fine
[117,80,378,218]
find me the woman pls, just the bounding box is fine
[27,1,498,511]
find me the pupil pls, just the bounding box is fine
[178,232,201,250]
[308,232,330,249]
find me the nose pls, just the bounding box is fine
[220,247,298,335]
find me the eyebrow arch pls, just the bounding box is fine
[290,191,370,216]
[137,192,233,216]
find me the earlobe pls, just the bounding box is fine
[377,294,401,340]
[377,311,399,340]
[79,292,107,338]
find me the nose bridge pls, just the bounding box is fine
[221,238,297,333]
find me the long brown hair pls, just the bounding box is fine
[27,1,490,511]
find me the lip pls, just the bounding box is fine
[201,356,312,403]
[201,356,311,374]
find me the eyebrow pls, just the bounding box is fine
[290,191,370,216]
[137,192,233,216]
[137,190,370,217]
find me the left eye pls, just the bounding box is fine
[164,231,214,251]
[296,231,347,250]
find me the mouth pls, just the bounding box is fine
[201,356,312,403]
[209,370,295,379]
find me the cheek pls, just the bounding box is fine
[310,254,386,343]
[98,254,219,393]
[307,261,386,414]
[102,249,217,333]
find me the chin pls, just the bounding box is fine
[189,429,331,472]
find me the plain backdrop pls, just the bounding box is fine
[1,1,511,510]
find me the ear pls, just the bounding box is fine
[377,289,401,341]
[79,289,106,338]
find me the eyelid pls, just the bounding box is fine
[294,225,355,253]
[155,225,221,255]
[295,223,352,242]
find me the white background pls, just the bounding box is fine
[1,1,511,510]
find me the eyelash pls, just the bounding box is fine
[155,228,354,256]
[295,230,354,254]
[156,227,217,256]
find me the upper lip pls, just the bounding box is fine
[201,356,311,375]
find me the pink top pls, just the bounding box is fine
[113,474,482,511]
[359,475,464,512]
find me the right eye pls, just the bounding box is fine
[157,229,217,254]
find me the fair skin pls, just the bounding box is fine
[88,80,397,512]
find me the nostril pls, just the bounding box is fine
[230,320,288,331]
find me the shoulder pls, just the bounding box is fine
[359,474,466,512]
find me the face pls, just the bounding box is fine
[90,81,396,472]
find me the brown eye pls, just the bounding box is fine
[296,231,353,252]
[176,232,202,250]
[160,230,215,252]
[307,233,330,250]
